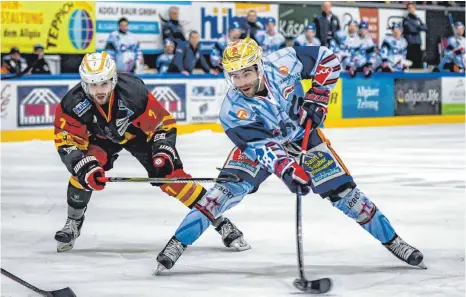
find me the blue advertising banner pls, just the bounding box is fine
[342,77,394,118]
[145,83,187,121]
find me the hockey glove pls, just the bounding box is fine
[454,47,464,55]
[298,88,329,129]
[152,144,182,178]
[275,158,311,195]
[72,156,106,191]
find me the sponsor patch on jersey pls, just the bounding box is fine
[236,109,249,120]
[225,150,260,177]
[313,65,333,86]
[301,143,346,188]
[283,84,296,100]
[73,99,91,117]
[278,65,289,75]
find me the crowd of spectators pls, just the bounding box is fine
[2,1,464,76]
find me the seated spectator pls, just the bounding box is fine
[1,47,28,75]
[255,18,286,56]
[156,39,175,74]
[169,31,218,75]
[211,22,242,71]
[162,6,186,47]
[240,9,264,43]
[379,23,409,72]
[434,21,465,72]
[355,21,378,77]
[104,17,144,73]
[293,24,321,46]
[26,44,51,74]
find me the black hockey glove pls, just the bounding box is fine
[151,129,183,178]
[297,88,329,129]
[72,156,106,191]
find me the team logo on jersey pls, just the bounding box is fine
[17,85,68,127]
[313,65,333,86]
[73,99,91,117]
[236,109,248,119]
[278,65,289,75]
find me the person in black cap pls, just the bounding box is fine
[1,47,28,75]
[26,44,51,74]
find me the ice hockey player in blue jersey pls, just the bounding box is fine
[434,22,465,72]
[255,18,286,56]
[379,23,409,72]
[156,39,175,74]
[355,21,379,78]
[293,24,321,47]
[104,18,144,73]
[330,21,361,76]
[211,22,242,71]
[154,37,426,274]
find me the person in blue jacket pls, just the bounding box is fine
[169,31,218,75]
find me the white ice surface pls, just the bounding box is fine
[1,124,465,297]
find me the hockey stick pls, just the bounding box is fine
[292,120,333,294]
[98,172,240,184]
[1,268,76,297]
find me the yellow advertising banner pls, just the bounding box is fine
[1,1,96,54]
[301,78,342,120]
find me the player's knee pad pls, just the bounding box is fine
[160,169,206,208]
[329,186,377,225]
[67,180,92,210]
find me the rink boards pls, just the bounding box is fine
[1,72,464,142]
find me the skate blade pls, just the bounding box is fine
[230,237,251,251]
[153,263,166,276]
[56,241,75,252]
[416,261,427,269]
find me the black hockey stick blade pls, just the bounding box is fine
[48,287,77,297]
[1,268,76,297]
[293,277,333,294]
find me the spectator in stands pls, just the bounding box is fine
[169,31,218,75]
[434,21,465,72]
[211,22,242,71]
[156,39,175,74]
[26,44,51,74]
[402,2,427,68]
[104,17,144,73]
[380,23,409,72]
[1,47,28,75]
[255,18,286,56]
[313,1,341,47]
[293,24,321,46]
[162,6,186,47]
[240,9,264,43]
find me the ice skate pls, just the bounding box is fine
[216,218,251,251]
[154,236,187,275]
[384,234,426,269]
[54,216,85,252]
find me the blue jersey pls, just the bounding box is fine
[256,31,286,56]
[293,34,321,47]
[443,35,465,69]
[104,31,143,73]
[219,46,340,174]
[380,36,408,64]
[156,53,174,74]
